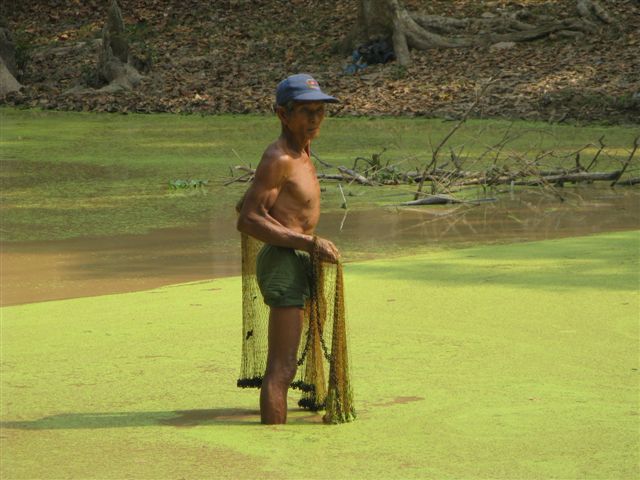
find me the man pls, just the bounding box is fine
[236,73,340,424]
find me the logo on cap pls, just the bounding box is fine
[306,79,320,90]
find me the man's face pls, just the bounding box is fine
[280,101,326,140]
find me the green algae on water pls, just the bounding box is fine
[2,107,638,241]
[1,231,638,479]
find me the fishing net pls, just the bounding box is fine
[237,232,356,424]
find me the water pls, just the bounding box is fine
[1,188,638,306]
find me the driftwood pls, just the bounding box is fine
[616,177,640,186]
[400,195,497,206]
[224,165,255,185]
[436,171,623,187]
[226,164,636,189]
[224,134,638,207]
[224,171,253,186]
[226,166,376,185]
[318,173,351,181]
[414,79,493,199]
[611,136,639,187]
[337,166,375,185]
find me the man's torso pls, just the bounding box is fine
[266,140,320,236]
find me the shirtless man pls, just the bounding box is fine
[236,74,340,424]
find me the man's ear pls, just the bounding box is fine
[276,105,288,125]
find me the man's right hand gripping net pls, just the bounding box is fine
[237,233,356,424]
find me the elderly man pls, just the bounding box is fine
[236,74,340,424]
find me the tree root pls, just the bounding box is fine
[380,0,613,66]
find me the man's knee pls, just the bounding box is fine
[265,361,298,386]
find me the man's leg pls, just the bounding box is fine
[260,306,304,424]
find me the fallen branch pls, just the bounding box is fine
[451,171,621,187]
[223,165,256,185]
[615,177,640,186]
[337,166,376,185]
[515,171,620,186]
[611,135,639,187]
[224,172,253,186]
[225,164,634,189]
[414,79,494,199]
[400,195,497,206]
[311,150,334,168]
[233,165,255,173]
[224,134,637,210]
[317,173,349,181]
[585,135,605,171]
[338,183,348,209]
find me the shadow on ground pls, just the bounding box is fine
[0,407,322,429]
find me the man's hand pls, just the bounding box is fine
[315,237,340,263]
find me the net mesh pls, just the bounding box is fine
[237,232,356,424]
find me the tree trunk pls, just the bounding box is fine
[0,56,22,96]
[96,0,142,92]
[357,0,394,41]
[0,24,22,95]
[355,0,613,66]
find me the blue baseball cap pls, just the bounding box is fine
[276,73,339,106]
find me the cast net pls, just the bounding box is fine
[237,232,356,424]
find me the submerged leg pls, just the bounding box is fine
[260,306,304,424]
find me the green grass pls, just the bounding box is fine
[1,108,638,241]
[1,230,638,479]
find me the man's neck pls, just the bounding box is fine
[280,129,310,156]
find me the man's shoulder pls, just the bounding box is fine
[260,141,295,169]
[251,141,296,185]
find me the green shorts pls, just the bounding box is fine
[256,244,312,308]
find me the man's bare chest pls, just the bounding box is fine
[280,161,320,208]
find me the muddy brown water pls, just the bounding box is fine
[1,188,638,306]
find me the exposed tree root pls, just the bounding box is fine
[97,0,142,92]
[357,0,614,66]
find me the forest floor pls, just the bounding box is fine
[4,0,639,122]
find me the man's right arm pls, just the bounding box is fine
[236,154,314,252]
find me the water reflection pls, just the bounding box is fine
[1,188,638,306]
[320,188,639,256]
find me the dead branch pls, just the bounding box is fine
[311,150,334,168]
[414,79,494,199]
[400,195,497,206]
[616,177,640,186]
[585,135,606,171]
[223,172,253,186]
[611,135,639,187]
[233,165,255,173]
[317,173,349,181]
[337,166,376,185]
[224,134,637,210]
[516,171,620,186]
[224,165,255,185]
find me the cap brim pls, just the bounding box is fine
[291,91,339,103]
